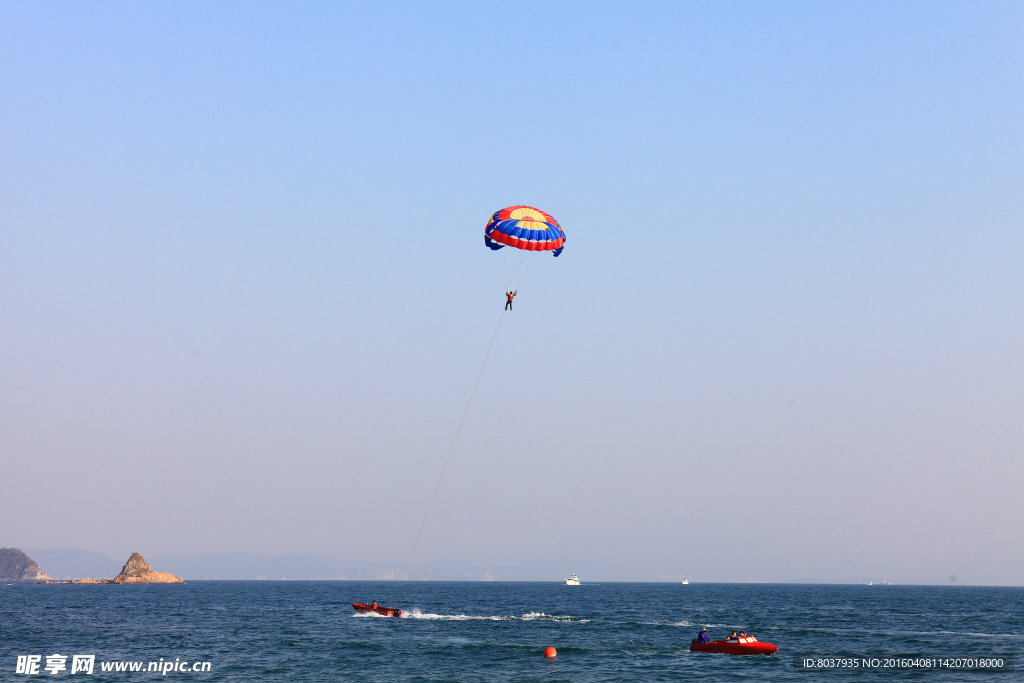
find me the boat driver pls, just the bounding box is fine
[371,600,377,609]
[697,628,710,643]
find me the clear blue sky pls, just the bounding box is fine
[2,1,1022,583]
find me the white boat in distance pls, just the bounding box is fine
[565,574,580,585]
[681,578,689,585]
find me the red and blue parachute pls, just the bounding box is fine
[484,205,565,290]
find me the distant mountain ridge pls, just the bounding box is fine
[151,553,372,580]
[23,548,123,580]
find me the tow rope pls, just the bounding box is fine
[395,308,506,585]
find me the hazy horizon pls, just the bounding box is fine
[2,2,1022,586]
[16,547,1012,586]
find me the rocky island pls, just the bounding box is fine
[0,548,53,580]
[111,552,183,584]
[36,552,183,584]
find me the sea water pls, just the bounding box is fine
[3,581,1021,680]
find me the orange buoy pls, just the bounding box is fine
[543,646,557,658]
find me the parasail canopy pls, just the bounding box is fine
[484,205,565,292]
[484,205,565,256]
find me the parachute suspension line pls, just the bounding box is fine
[395,309,506,583]
[510,251,521,292]
[492,249,524,293]
[491,251,508,291]
[511,251,553,292]
[521,252,552,288]
[510,250,524,292]
[493,245,557,297]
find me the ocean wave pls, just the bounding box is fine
[521,611,588,622]
[403,609,507,621]
[887,629,1024,640]
[638,620,730,628]
[782,625,1023,640]
[400,609,587,623]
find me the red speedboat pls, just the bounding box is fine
[352,602,401,617]
[690,637,778,655]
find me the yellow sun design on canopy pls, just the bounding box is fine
[515,220,548,231]
[509,207,547,222]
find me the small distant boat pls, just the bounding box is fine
[352,602,401,617]
[565,574,580,586]
[681,578,689,585]
[690,637,778,656]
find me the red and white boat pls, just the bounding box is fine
[690,636,778,655]
[352,602,401,617]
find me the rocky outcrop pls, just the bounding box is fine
[0,548,53,580]
[111,552,183,584]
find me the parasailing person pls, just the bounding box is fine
[485,205,565,301]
